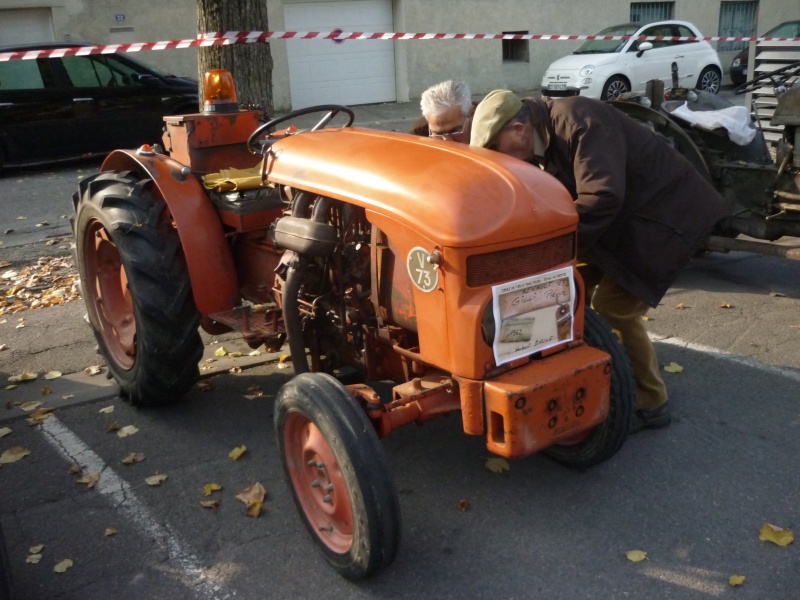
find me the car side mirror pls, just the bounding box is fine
[636,41,653,58]
[136,74,159,86]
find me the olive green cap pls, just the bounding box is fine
[469,90,523,148]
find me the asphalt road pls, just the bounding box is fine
[2,90,799,599]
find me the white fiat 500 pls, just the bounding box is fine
[541,20,722,100]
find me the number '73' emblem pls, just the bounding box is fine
[406,247,439,292]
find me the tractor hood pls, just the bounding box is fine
[265,127,577,248]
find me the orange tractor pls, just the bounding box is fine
[72,70,634,579]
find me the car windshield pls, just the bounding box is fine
[573,24,641,54]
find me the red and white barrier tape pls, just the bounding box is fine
[2,30,799,61]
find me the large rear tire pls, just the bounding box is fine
[72,171,202,406]
[543,308,634,468]
[275,373,401,580]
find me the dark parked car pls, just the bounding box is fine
[730,20,800,86]
[0,42,198,169]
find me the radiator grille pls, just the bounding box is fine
[466,233,575,287]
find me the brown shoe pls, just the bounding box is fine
[631,403,671,433]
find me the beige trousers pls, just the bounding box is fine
[582,268,668,410]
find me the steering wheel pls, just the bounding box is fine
[247,104,355,155]
[734,60,800,95]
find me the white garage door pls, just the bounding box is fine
[284,0,396,108]
[0,8,55,45]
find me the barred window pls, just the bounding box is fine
[718,1,758,52]
[630,2,674,23]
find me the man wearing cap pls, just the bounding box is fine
[470,90,726,432]
[409,80,475,143]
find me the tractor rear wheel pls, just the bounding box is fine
[72,171,202,406]
[275,372,401,580]
[543,308,634,468]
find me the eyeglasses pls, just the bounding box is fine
[429,115,470,140]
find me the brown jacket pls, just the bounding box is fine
[524,96,726,307]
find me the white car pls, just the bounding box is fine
[541,20,723,100]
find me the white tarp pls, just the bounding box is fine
[671,102,757,146]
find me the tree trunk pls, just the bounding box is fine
[197,0,274,114]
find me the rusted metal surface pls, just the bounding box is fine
[353,373,462,438]
[161,110,262,174]
[99,148,240,317]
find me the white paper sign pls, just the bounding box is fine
[491,266,575,365]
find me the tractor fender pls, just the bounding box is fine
[100,148,239,316]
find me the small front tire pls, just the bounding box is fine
[275,372,401,580]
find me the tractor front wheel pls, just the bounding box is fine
[72,172,203,406]
[275,372,401,580]
[544,308,634,468]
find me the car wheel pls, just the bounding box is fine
[697,67,721,94]
[601,76,630,101]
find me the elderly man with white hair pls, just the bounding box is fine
[409,80,475,143]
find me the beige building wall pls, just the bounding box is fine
[1,0,796,111]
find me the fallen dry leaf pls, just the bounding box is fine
[626,550,648,562]
[729,575,746,586]
[98,405,114,414]
[770,291,785,297]
[106,422,121,433]
[457,499,470,512]
[201,500,221,510]
[663,362,684,373]
[84,365,102,376]
[203,483,223,496]
[76,472,100,489]
[121,452,145,465]
[0,256,79,314]
[759,522,794,547]
[228,445,247,460]
[0,427,11,438]
[9,372,37,384]
[53,559,73,573]
[214,346,228,357]
[19,400,42,412]
[245,500,263,518]
[236,482,266,506]
[104,528,117,537]
[40,387,52,396]
[485,457,510,473]
[145,473,168,486]
[43,371,62,380]
[28,407,56,425]
[641,315,651,321]
[674,303,687,310]
[67,464,83,475]
[0,445,31,463]
[29,544,44,554]
[26,554,42,564]
[719,303,734,309]
[117,425,139,438]
[229,366,243,374]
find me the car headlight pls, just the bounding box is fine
[732,58,741,68]
[579,65,595,77]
